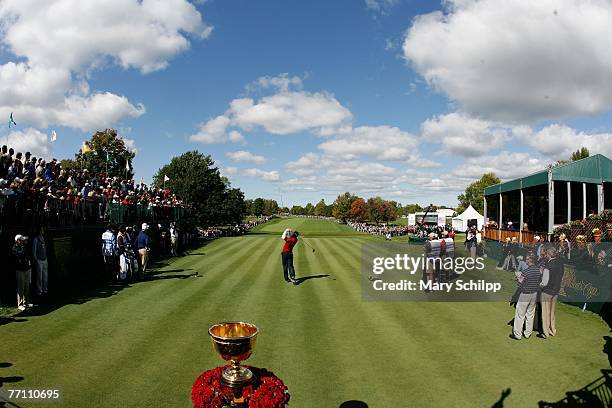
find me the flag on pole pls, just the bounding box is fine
[81,142,92,154]
[51,130,57,142]
[164,175,170,182]
[8,112,17,128]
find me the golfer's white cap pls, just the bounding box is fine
[14,234,27,242]
[142,223,149,230]
[534,235,541,241]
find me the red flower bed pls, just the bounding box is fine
[191,366,290,407]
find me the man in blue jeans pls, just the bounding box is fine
[281,229,299,285]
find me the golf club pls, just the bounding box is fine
[302,238,316,253]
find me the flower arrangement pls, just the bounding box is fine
[191,366,290,408]
[575,235,586,242]
[592,227,602,234]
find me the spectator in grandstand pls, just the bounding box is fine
[32,225,49,296]
[558,233,571,260]
[12,234,32,311]
[137,223,151,278]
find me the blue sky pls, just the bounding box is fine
[1,0,612,207]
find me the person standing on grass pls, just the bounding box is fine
[170,222,179,257]
[12,235,32,311]
[511,255,548,340]
[540,247,564,338]
[281,228,299,285]
[32,225,48,296]
[101,224,117,281]
[137,223,151,279]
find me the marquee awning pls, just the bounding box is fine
[484,154,612,196]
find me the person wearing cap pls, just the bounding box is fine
[32,225,48,296]
[281,228,299,284]
[12,235,32,311]
[465,226,478,260]
[136,223,151,279]
[532,235,543,259]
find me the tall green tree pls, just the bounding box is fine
[456,172,501,214]
[153,150,245,225]
[251,198,265,215]
[64,129,135,178]
[314,199,327,216]
[366,197,396,224]
[571,147,590,161]
[332,192,358,222]
[304,203,315,215]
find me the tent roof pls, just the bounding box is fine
[484,154,612,196]
[453,204,484,221]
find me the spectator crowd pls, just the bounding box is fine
[0,144,190,229]
[348,222,412,239]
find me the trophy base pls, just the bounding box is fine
[221,366,254,388]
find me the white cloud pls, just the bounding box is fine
[421,112,507,156]
[243,168,280,182]
[404,0,612,122]
[0,0,211,73]
[318,126,421,161]
[516,124,612,160]
[0,0,210,130]
[453,152,546,180]
[228,91,351,135]
[228,130,246,144]
[120,137,138,154]
[5,128,52,159]
[248,73,303,93]
[190,74,352,143]
[365,0,399,13]
[190,115,231,144]
[226,150,267,164]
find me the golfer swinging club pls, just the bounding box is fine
[281,228,299,285]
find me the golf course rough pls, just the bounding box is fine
[0,218,609,407]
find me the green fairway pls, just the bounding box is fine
[1,218,610,407]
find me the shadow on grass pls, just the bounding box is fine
[0,317,27,327]
[294,274,330,285]
[146,273,198,281]
[0,362,24,408]
[491,388,511,407]
[339,401,368,408]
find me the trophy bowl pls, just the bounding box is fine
[209,322,258,388]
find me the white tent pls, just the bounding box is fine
[452,205,484,231]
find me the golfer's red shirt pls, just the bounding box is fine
[282,237,298,253]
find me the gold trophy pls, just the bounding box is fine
[209,322,258,390]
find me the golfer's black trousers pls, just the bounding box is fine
[281,252,295,281]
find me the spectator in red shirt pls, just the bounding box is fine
[281,228,299,284]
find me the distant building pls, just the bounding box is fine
[483,154,611,242]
